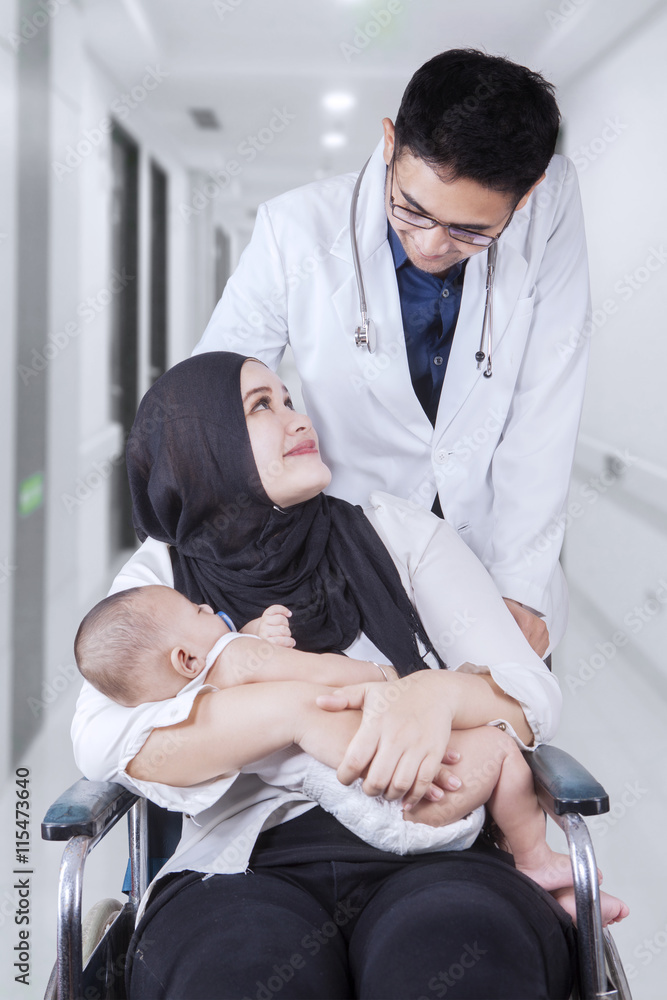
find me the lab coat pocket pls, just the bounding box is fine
[494,291,536,372]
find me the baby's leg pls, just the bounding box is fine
[406,725,516,828]
[483,732,576,891]
[407,728,574,891]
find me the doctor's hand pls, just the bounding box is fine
[503,599,549,658]
[315,673,462,809]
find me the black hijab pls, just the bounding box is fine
[126,352,442,675]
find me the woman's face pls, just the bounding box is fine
[241,360,332,507]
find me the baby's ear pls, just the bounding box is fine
[170,646,201,678]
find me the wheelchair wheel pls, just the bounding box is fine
[82,897,124,965]
[43,900,124,1000]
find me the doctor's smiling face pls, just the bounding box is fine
[241,360,332,508]
[382,118,539,278]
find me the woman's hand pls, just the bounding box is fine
[316,672,463,809]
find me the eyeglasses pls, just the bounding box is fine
[388,157,515,248]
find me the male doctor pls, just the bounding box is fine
[194,49,591,657]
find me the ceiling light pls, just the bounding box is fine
[322,132,347,149]
[322,92,356,113]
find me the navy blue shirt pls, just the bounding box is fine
[387,224,465,426]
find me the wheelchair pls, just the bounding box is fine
[42,744,633,1000]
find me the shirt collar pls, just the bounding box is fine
[387,222,466,285]
[387,220,408,268]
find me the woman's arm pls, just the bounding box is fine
[126,679,363,786]
[313,495,564,808]
[366,495,562,744]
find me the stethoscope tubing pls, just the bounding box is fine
[350,157,495,376]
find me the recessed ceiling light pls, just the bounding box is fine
[322,132,347,149]
[322,92,356,113]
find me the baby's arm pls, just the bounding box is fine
[209,632,398,689]
[241,605,295,648]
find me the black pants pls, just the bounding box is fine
[126,843,575,998]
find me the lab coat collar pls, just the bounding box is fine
[329,138,434,443]
[329,138,388,265]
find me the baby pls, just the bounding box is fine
[74,584,628,927]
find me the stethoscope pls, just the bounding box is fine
[350,157,496,378]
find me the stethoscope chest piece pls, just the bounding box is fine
[354,317,377,353]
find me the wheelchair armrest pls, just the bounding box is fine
[525,744,609,816]
[41,778,138,841]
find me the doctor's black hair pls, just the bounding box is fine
[394,49,560,201]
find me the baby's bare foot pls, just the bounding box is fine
[516,848,603,893]
[552,887,629,928]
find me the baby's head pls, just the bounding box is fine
[74,585,229,707]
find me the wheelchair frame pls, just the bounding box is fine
[42,744,633,1000]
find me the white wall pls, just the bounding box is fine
[43,0,85,712]
[0,1,18,790]
[555,11,667,995]
[558,3,667,682]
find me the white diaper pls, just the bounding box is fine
[300,758,485,855]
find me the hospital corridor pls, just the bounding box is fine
[1,1,666,997]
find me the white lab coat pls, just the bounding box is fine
[195,139,591,646]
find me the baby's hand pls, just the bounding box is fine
[241,605,295,647]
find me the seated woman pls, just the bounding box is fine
[73,352,578,999]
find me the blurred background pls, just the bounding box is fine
[0,0,666,996]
